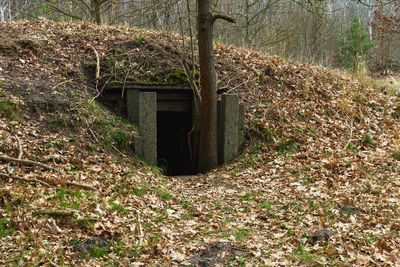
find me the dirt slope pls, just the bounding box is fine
[1,18,400,265]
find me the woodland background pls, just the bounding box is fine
[1,0,399,73]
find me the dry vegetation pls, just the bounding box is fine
[0,18,400,265]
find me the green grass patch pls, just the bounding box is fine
[0,219,15,237]
[392,150,400,160]
[0,101,21,121]
[258,202,272,210]
[278,138,299,156]
[235,229,250,241]
[346,143,357,152]
[362,134,376,147]
[90,245,109,258]
[133,186,147,196]
[157,188,173,201]
[109,202,129,214]
[75,218,94,230]
[241,192,254,202]
[291,242,321,264]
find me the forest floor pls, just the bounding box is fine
[1,19,400,266]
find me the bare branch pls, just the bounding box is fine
[0,155,65,175]
[63,181,97,191]
[0,173,55,188]
[212,14,235,24]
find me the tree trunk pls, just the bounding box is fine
[91,0,103,25]
[197,0,218,173]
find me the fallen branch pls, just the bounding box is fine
[0,173,54,188]
[84,118,99,143]
[62,181,96,191]
[0,155,65,175]
[1,173,96,190]
[89,75,112,103]
[90,46,100,81]
[14,135,22,160]
[6,134,23,174]
[89,45,100,94]
[88,128,99,143]
[35,209,76,217]
[51,79,74,91]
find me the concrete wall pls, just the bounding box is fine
[127,90,157,164]
[218,94,244,165]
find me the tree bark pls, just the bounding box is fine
[197,0,218,173]
[197,0,234,173]
[91,0,103,25]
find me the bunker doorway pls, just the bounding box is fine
[157,111,195,176]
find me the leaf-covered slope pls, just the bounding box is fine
[0,18,400,265]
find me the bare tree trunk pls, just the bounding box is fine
[197,0,234,173]
[197,0,217,173]
[91,0,103,25]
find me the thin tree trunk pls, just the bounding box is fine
[91,0,102,25]
[197,0,218,173]
[197,0,234,173]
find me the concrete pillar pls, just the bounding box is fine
[127,90,157,164]
[238,102,245,150]
[217,99,223,164]
[127,90,140,126]
[218,94,239,164]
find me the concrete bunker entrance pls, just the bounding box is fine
[156,89,196,175]
[105,83,244,175]
[157,111,194,176]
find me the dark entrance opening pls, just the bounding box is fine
[157,111,195,176]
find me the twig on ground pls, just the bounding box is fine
[89,75,112,103]
[112,144,126,157]
[6,134,22,175]
[344,116,354,149]
[217,75,239,92]
[62,181,96,191]
[90,46,100,81]
[51,79,73,91]
[88,45,100,93]
[84,118,99,143]
[0,155,65,175]
[88,128,99,143]
[137,210,144,246]
[14,135,22,160]
[226,82,244,94]
[1,173,96,190]
[0,173,55,187]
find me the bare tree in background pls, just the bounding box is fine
[0,0,31,22]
